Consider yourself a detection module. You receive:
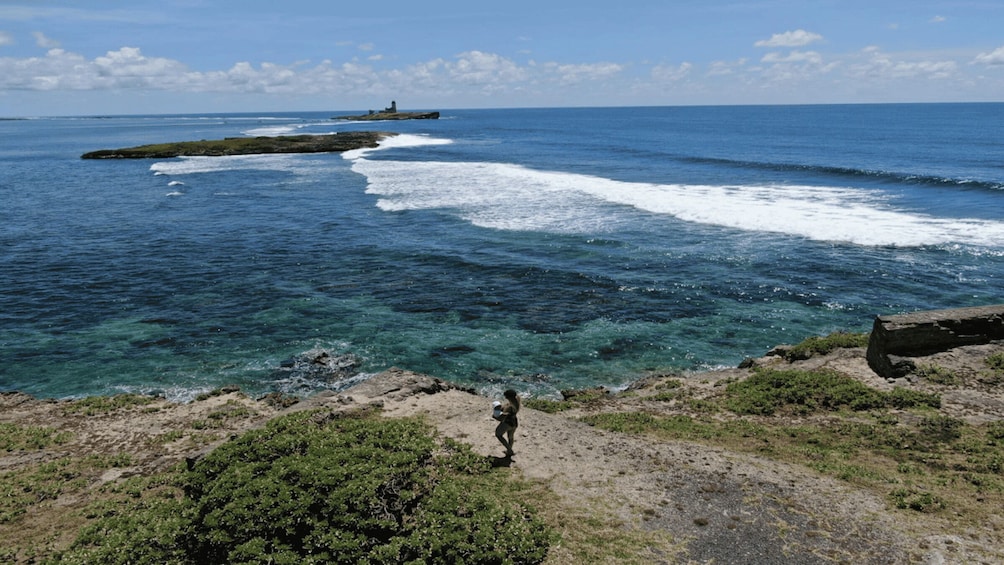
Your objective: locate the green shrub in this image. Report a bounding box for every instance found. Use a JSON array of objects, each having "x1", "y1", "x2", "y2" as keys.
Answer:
[
  {"x1": 986, "y1": 421, "x2": 1004, "y2": 442},
  {"x1": 918, "y1": 415, "x2": 963, "y2": 443},
  {"x1": 523, "y1": 398, "x2": 571, "y2": 414},
  {"x1": 886, "y1": 387, "x2": 941, "y2": 409},
  {"x1": 723, "y1": 369, "x2": 886, "y2": 416},
  {"x1": 61, "y1": 409, "x2": 553, "y2": 564},
  {"x1": 890, "y1": 488, "x2": 946, "y2": 513},
  {"x1": 781, "y1": 332, "x2": 869, "y2": 361},
  {"x1": 982, "y1": 352, "x2": 1004, "y2": 385},
  {"x1": 986, "y1": 351, "x2": 1004, "y2": 372},
  {"x1": 914, "y1": 364, "x2": 960, "y2": 385},
  {"x1": 722, "y1": 369, "x2": 943, "y2": 416}
]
